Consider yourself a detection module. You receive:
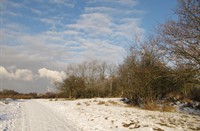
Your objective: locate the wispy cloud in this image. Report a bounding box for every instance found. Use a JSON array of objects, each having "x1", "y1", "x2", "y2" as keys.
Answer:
[
  {"x1": 88, "y1": 0, "x2": 138, "y2": 6},
  {"x1": 84, "y1": 6, "x2": 118, "y2": 14},
  {"x1": 7, "y1": 1, "x2": 23, "y2": 8},
  {"x1": 30, "y1": 8, "x2": 44, "y2": 15},
  {"x1": 1, "y1": 0, "x2": 145, "y2": 92},
  {"x1": 49, "y1": 0, "x2": 75, "y2": 8},
  {"x1": 113, "y1": 0, "x2": 138, "y2": 6},
  {"x1": 68, "y1": 13, "x2": 112, "y2": 35},
  {"x1": 1, "y1": 0, "x2": 144, "y2": 69}
]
